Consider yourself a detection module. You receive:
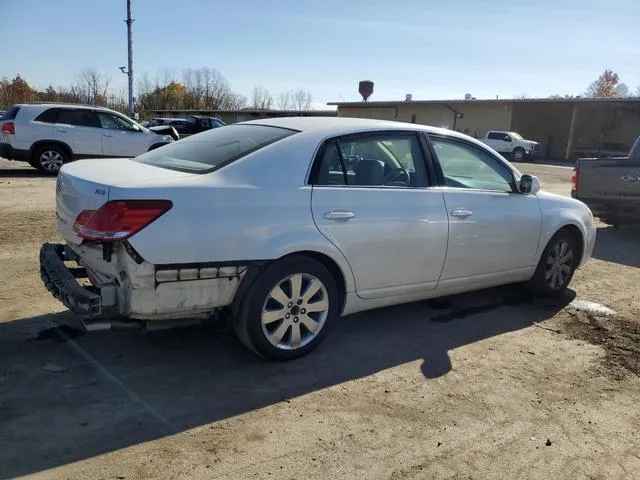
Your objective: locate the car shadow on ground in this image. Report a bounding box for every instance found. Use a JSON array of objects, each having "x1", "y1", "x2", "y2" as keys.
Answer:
[
  {"x1": 0, "y1": 285, "x2": 575, "y2": 478},
  {"x1": 0, "y1": 166, "x2": 51, "y2": 178},
  {"x1": 592, "y1": 225, "x2": 640, "y2": 268}
]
